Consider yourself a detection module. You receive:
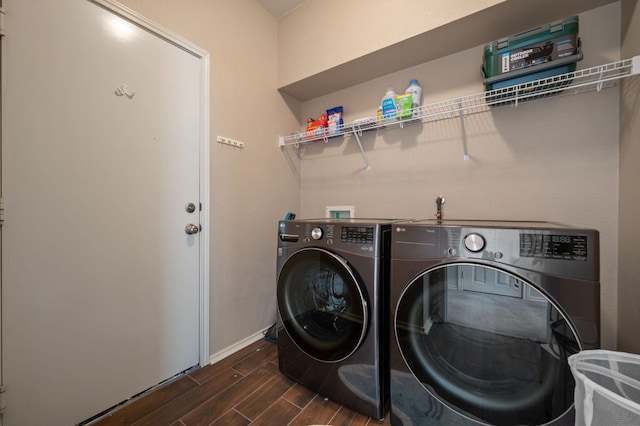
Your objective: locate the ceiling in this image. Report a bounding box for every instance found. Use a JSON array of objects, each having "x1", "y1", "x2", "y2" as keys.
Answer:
[{"x1": 258, "y1": 0, "x2": 306, "y2": 18}]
